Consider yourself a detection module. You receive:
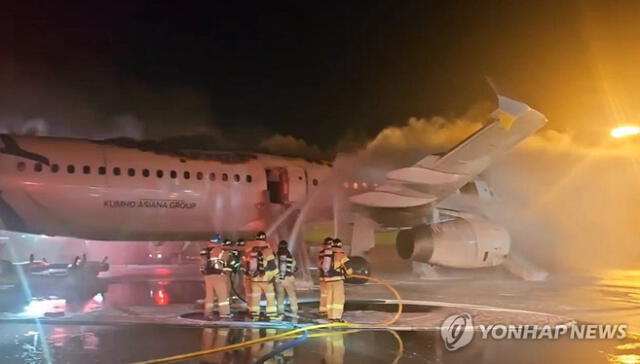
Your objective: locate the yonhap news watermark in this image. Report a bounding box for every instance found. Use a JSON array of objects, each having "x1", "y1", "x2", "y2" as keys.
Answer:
[{"x1": 441, "y1": 313, "x2": 628, "y2": 351}]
